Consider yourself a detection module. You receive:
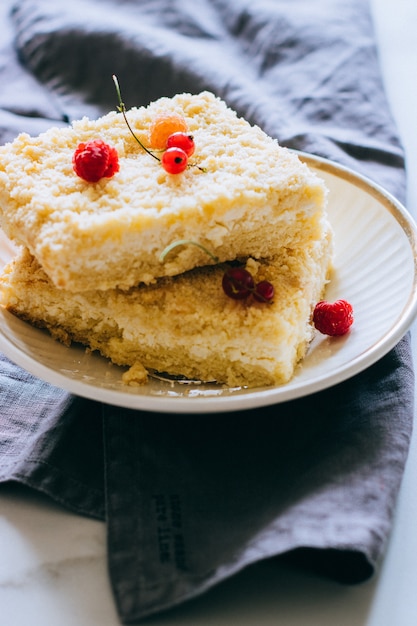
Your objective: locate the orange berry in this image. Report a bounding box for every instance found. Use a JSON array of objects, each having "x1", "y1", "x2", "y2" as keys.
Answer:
[{"x1": 148, "y1": 114, "x2": 188, "y2": 150}]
